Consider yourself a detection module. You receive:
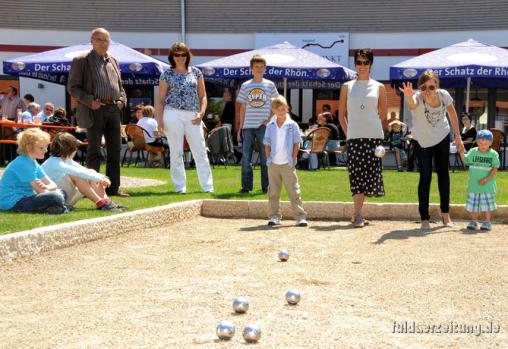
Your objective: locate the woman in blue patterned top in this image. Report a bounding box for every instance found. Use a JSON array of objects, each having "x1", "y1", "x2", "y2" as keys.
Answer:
[{"x1": 156, "y1": 42, "x2": 213, "y2": 193}]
